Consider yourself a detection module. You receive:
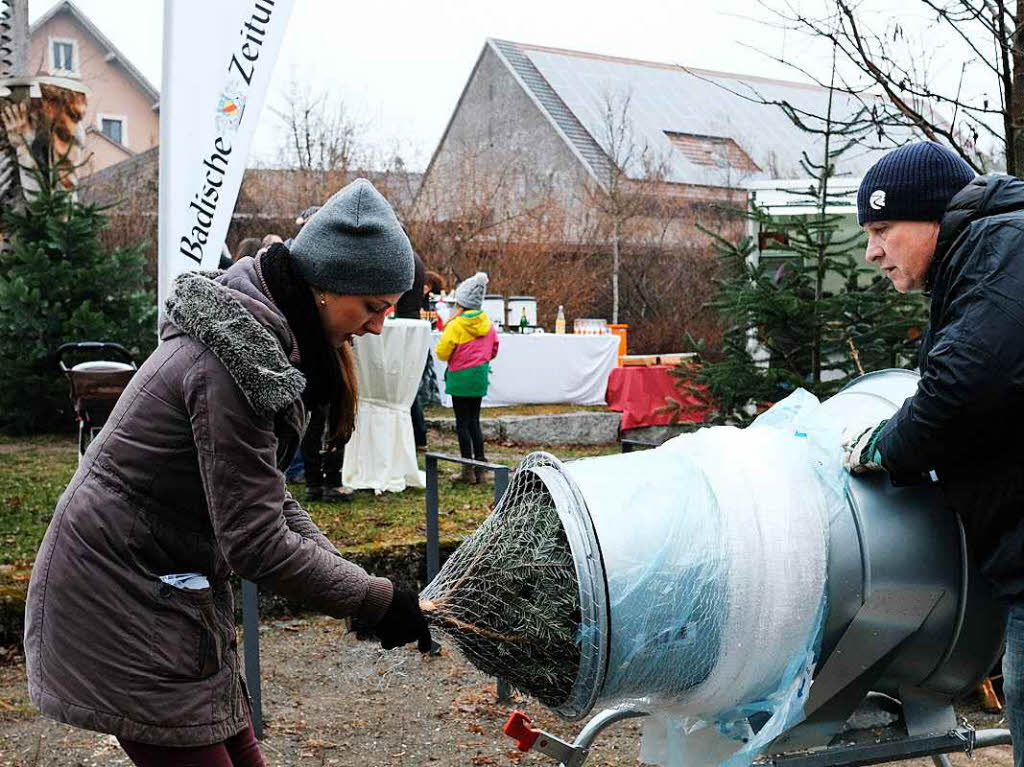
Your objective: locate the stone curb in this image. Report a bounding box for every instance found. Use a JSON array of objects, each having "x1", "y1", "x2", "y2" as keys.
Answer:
[{"x1": 426, "y1": 411, "x2": 621, "y2": 445}]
